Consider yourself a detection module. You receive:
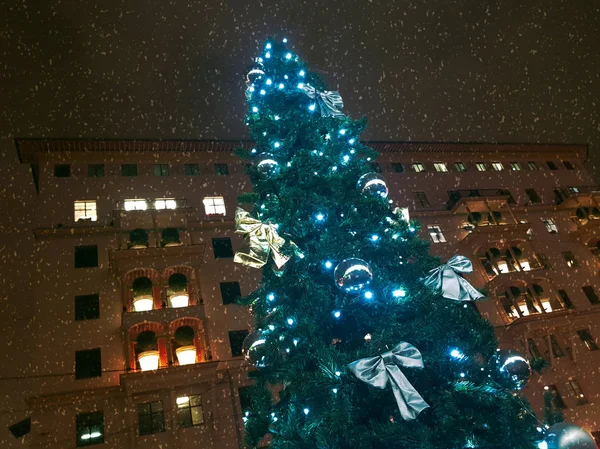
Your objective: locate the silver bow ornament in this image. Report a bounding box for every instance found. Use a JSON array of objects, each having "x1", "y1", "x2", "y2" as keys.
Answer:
[
  {"x1": 348, "y1": 342, "x2": 430, "y2": 421},
  {"x1": 299, "y1": 84, "x2": 345, "y2": 118},
  {"x1": 423, "y1": 255, "x2": 485, "y2": 301}
]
